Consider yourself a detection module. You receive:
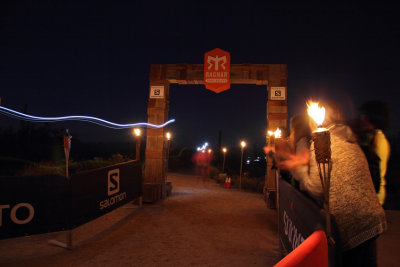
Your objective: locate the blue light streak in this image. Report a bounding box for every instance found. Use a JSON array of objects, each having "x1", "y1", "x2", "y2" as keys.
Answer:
[{"x1": 0, "y1": 106, "x2": 175, "y2": 129}]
